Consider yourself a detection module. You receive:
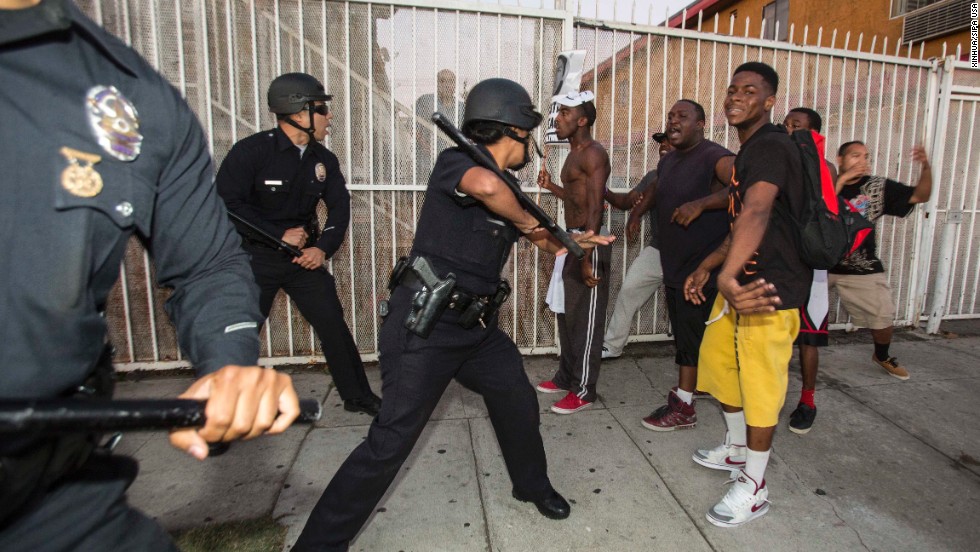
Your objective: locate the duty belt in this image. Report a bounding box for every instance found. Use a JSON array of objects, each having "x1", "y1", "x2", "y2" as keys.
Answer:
[
  {"x1": 398, "y1": 270, "x2": 490, "y2": 314},
  {"x1": 385, "y1": 256, "x2": 511, "y2": 336}
]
